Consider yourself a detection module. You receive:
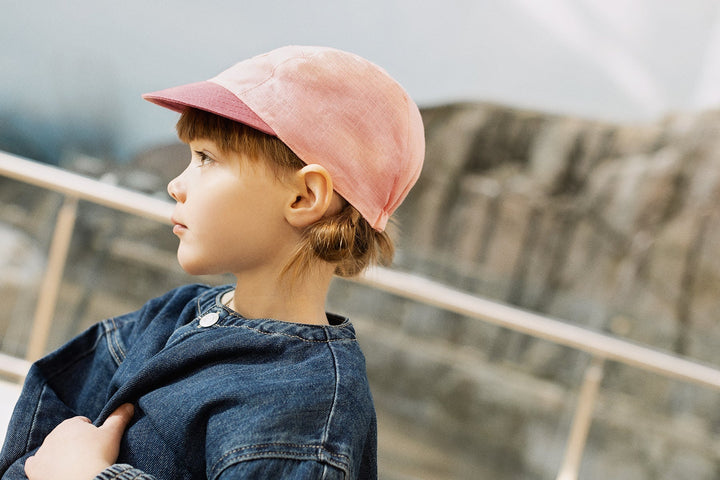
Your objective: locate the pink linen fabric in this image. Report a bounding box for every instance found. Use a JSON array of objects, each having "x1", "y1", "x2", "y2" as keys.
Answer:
[{"x1": 144, "y1": 45, "x2": 425, "y2": 231}]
